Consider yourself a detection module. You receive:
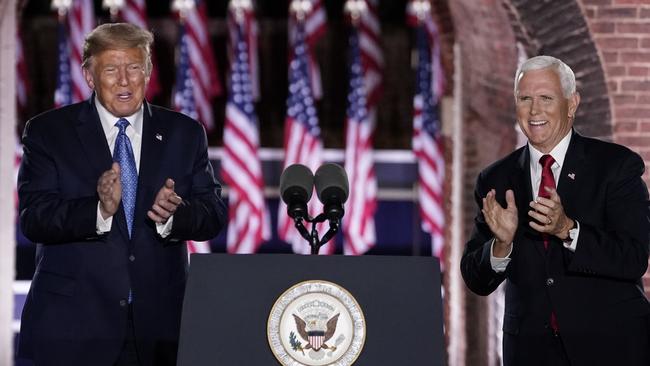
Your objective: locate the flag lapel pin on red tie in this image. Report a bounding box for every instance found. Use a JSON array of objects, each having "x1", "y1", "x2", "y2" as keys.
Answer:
[{"x1": 568, "y1": 173, "x2": 575, "y2": 180}]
